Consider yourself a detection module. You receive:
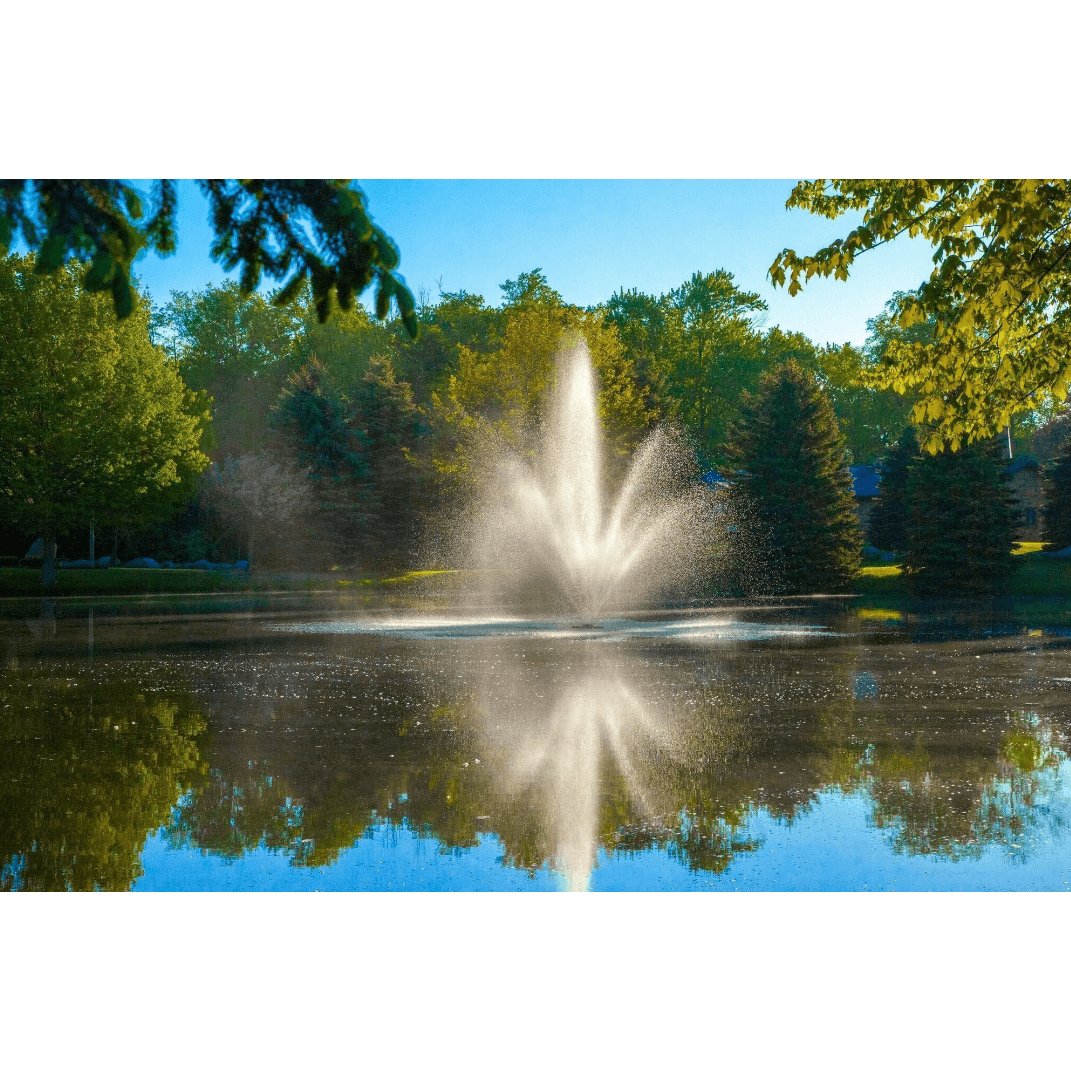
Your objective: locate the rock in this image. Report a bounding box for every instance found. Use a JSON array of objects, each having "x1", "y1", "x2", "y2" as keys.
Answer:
[
  {"x1": 880, "y1": 551, "x2": 897, "y2": 562},
  {"x1": 124, "y1": 557, "x2": 160, "y2": 569}
]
